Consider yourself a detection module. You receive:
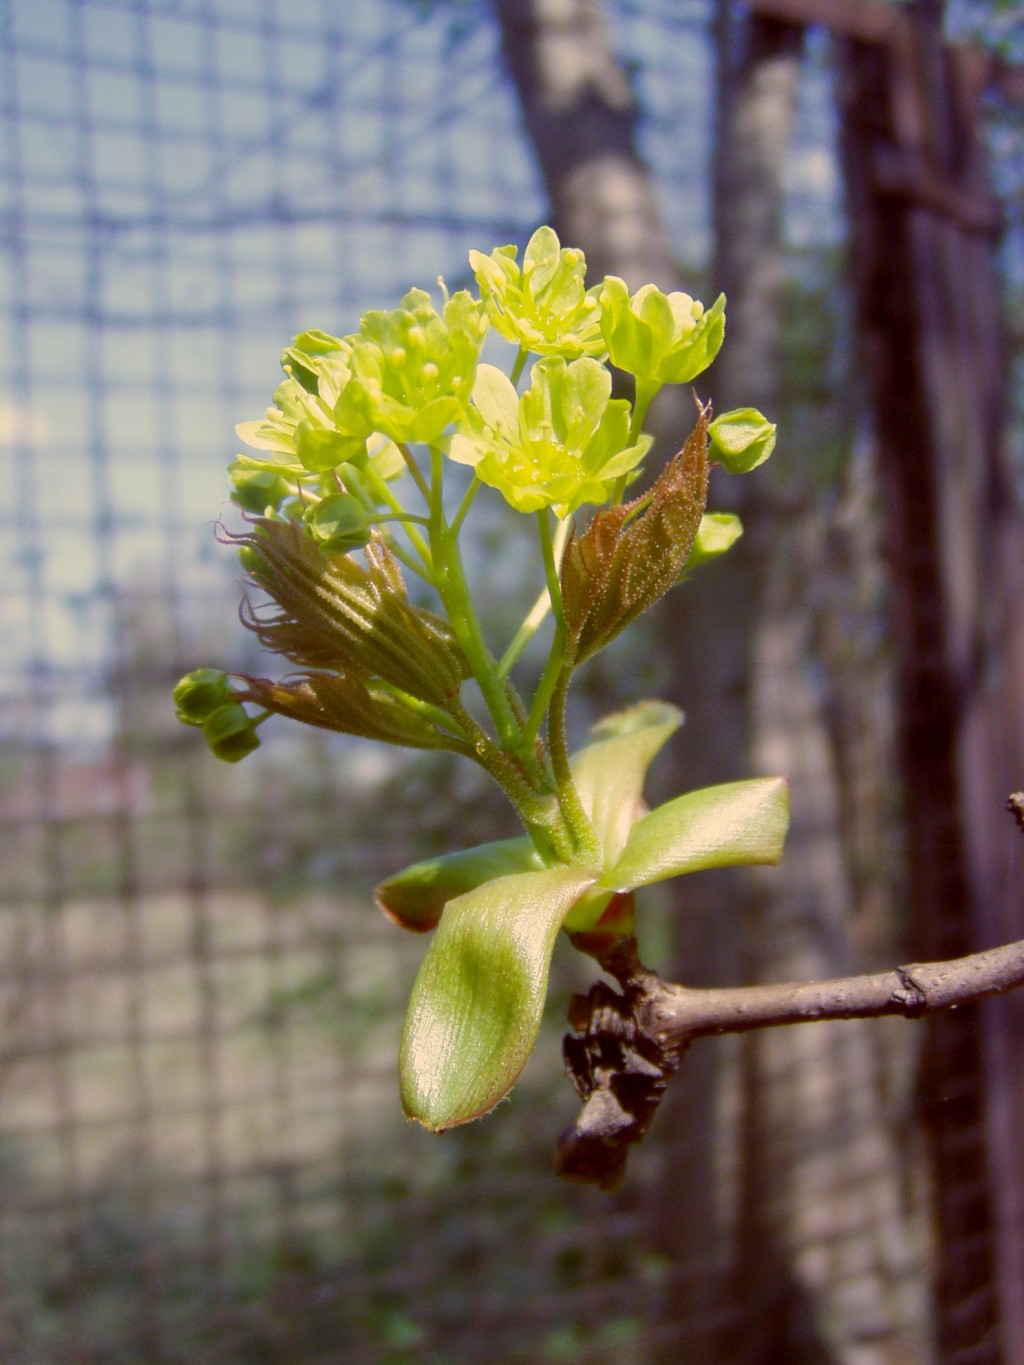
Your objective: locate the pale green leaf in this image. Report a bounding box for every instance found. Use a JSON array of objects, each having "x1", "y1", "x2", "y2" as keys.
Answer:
[
  {"x1": 571, "y1": 701, "x2": 683, "y2": 870},
  {"x1": 374, "y1": 837, "x2": 543, "y2": 933},
  {"x1": 400, "y1": 866, "x2": 595, "y2": 1130},
  {"x1": 603, "y1": 777, "x2": 790, "y2": 891}
]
